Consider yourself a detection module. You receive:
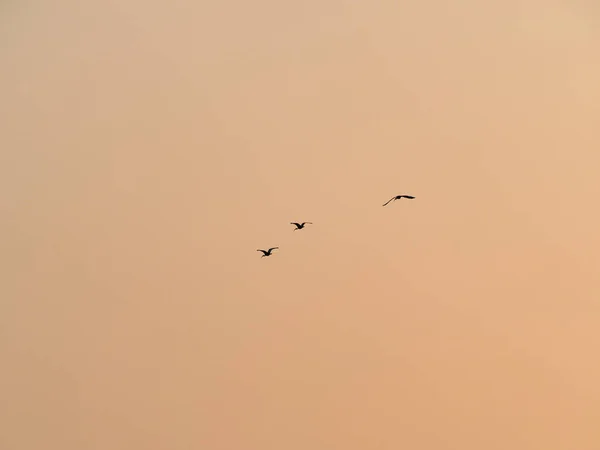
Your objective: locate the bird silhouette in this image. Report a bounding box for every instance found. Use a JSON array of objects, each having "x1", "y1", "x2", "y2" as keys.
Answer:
[
  {"x1": 257, "y1": 247, "x2": 279, "y2": 257},
  {"x1": 290, "y1": 222, "x2": 312, "y2": 230},
  {"x1": 382, "y1": 195, "x2": 415, "y2": 206}
]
